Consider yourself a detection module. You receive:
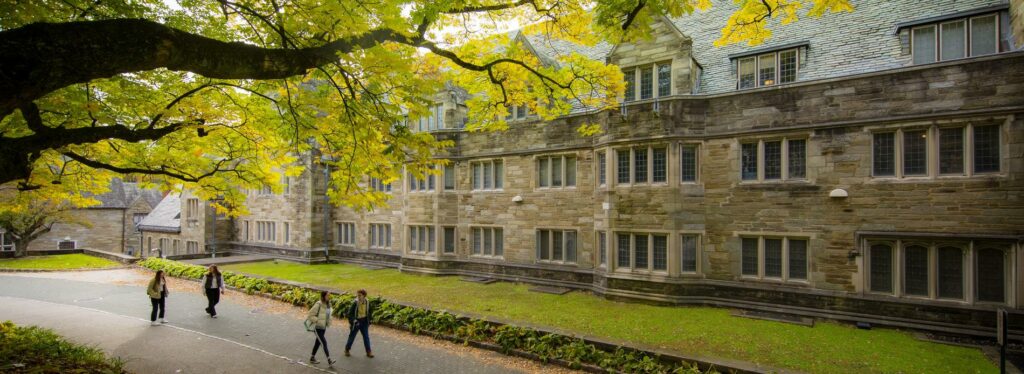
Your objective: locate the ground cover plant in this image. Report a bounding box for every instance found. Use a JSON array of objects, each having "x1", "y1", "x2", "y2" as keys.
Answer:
[
  {"x1": 0, "y1": 254, "x2": 121, "y2": 270},
  {"x1": 219, "y1": 260, "x2": 998, "y2": 374},
  {"x1": 0, "y1": 320, "x2": 127, "y2": 373}
]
